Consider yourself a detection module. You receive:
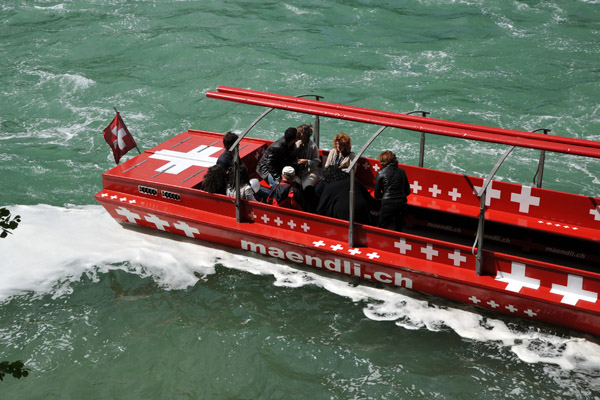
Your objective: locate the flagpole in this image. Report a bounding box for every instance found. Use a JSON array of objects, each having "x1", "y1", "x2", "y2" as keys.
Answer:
[{"x1": 113, "y1": 106, "x2": 141, "y2": 155}]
